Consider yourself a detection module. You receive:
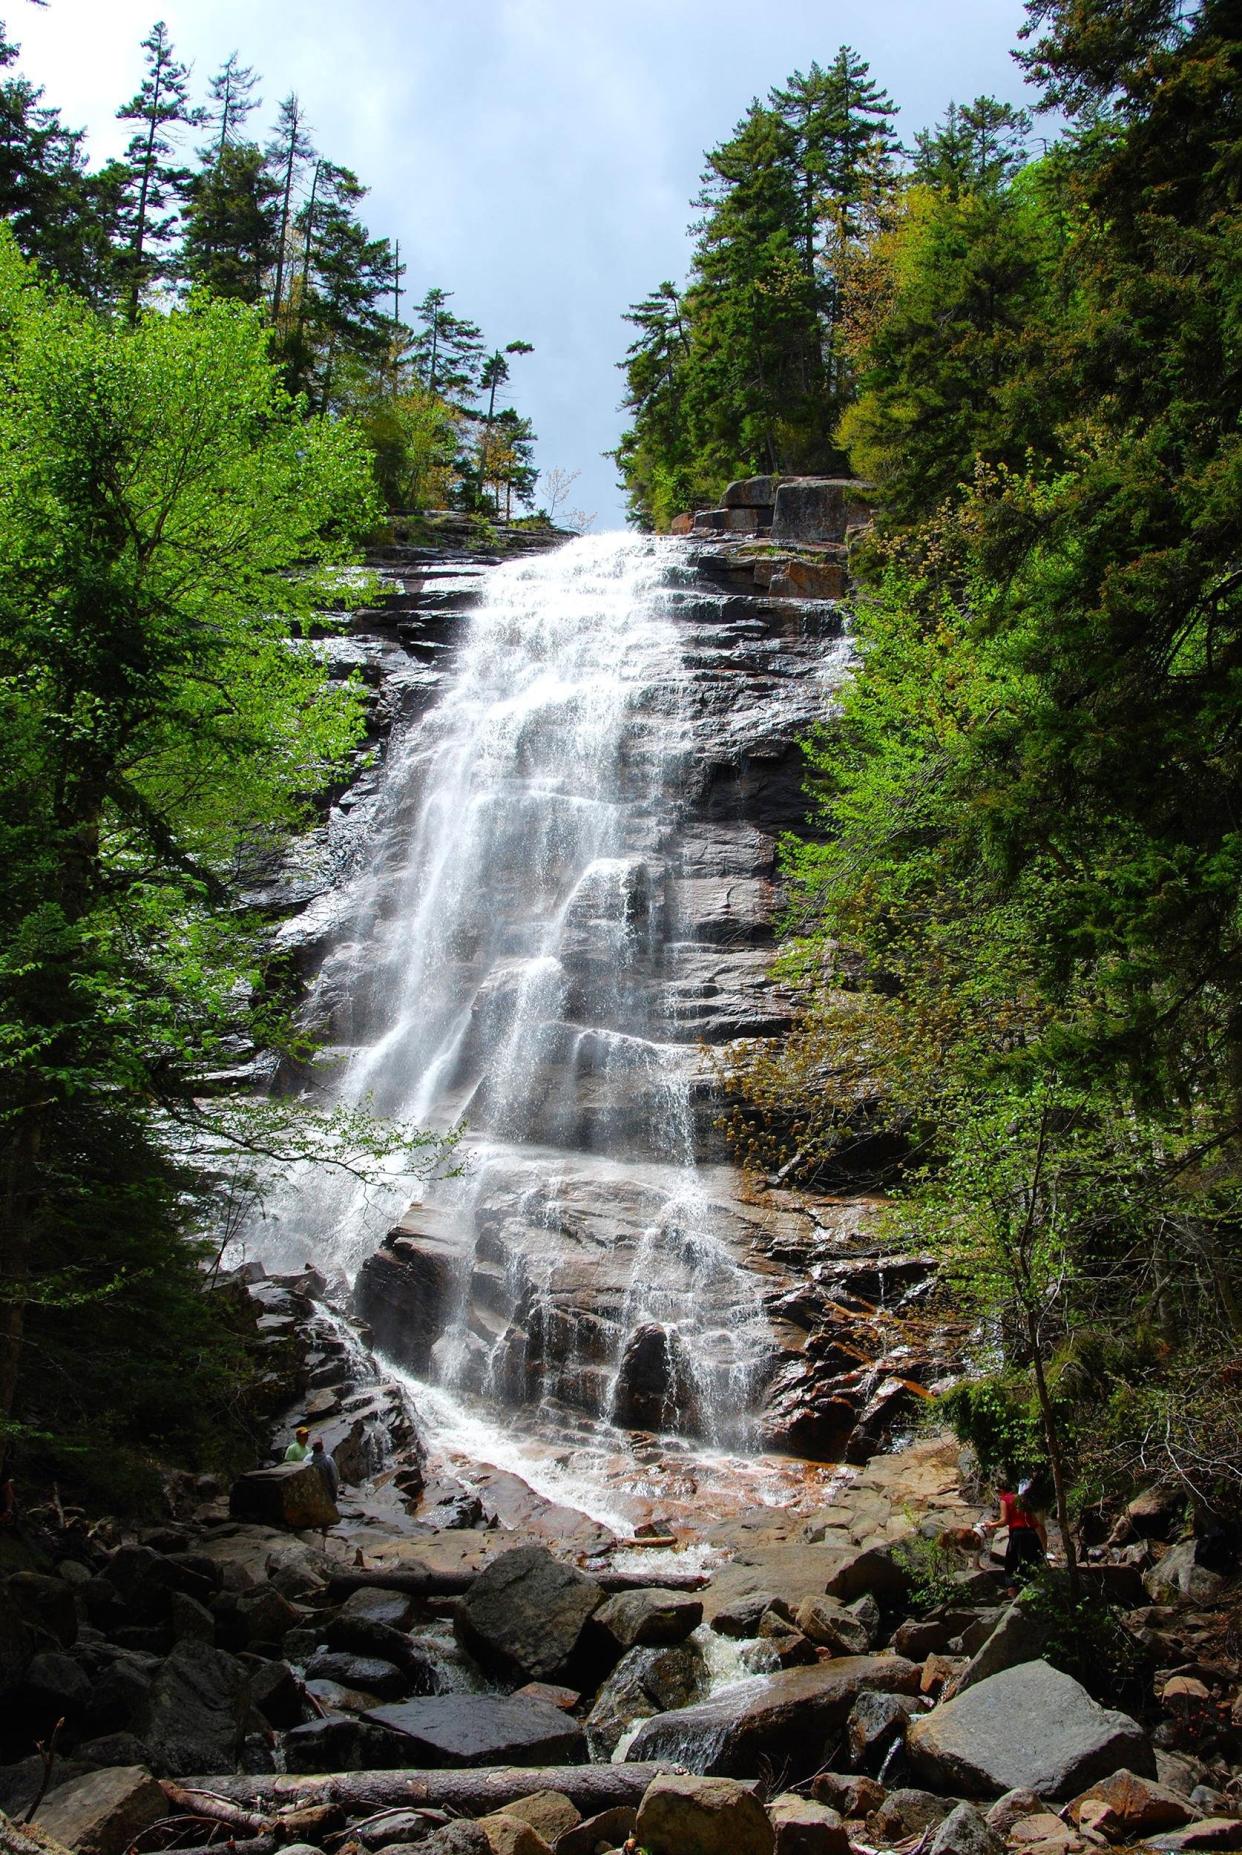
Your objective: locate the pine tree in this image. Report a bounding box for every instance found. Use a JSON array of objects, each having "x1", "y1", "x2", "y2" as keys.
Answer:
[
  {"x1": 265, "y1": 92, "x2": 313, "y2": 327},
  {"x1": 411, "y1": 286, "x2": 484, "y2": 398},
  {"x1": 912, "y1": 97, "x2": 1032, "y2": 195},
  {"x1": 114, "y1": 19, "x2": 199, "y2": 324},
  {"x1": 201, "y1": 51, "x2": 260, "y2": 166},
  {"x1": 0, "y1": 22, "x2": 111, "y2": 294},
  {"x1": 182, "y1": 140, "x2": 280, "y2": 303}
]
